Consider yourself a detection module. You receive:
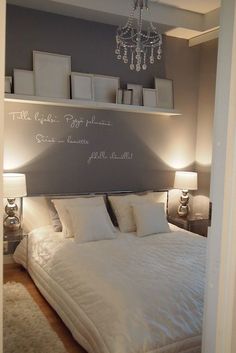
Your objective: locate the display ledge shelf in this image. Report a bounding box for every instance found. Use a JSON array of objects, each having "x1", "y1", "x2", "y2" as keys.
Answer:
[{"x1": 5, "y1": 94, "x2": 181, "y2": 116}]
